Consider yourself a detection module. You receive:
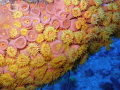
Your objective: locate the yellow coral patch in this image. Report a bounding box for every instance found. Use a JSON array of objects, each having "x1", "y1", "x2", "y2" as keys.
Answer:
[
  {"x1": 1, "y1": 73, "x2": 15, "y2": 87},
  {"x1": 26, "y1": 43, "x2": 39, "y2": 56},
  {"x1": 72, "y1": 7, "x2": 81, "y2": 17},
  {"x1": 5, "y1": 58, "x2": 16, "y2": 66},
  {"x1": 72, "y1": 0, "x2": 79, "y2": 5},
  {"x1": 61, "y1": 30, "x2": 74, "y2": 45},
  {"x1": 8, "y1": 65, "x2": 18, "y2": 73},
  {"x1": 9, "y1": 28, "x2": 18, "y2": 38},
  {"x1": 80, "y1": 0, "x2": 88, "y2": 11},
  {"x1": 64, "y1": 0, "x2": 71, "y2": 6},
  {"x1": 36, "y1": 34, "x2": 44, "y2": 44},
  {"x1": 50, "y1": 54, "x2": 66, "y2": 68},
  {"x1": 17, "y1": 53, "x2": 30, "y2": 67},
  {"x1": 13, "y1": 21, "x2": 22, "y2": 28},
  {"x1": 40, "y1": 42, "x2": 51, "y2": 57},
  {"x1": 68, "y1": 49, "x2": 79, "y2": 63},
  {"x1": 30, "y1": 56, "x2": 46, "y2": 68},
  {"x1": 35, "y1": 23, "x2": 44, "y2": 33},
  {"x1": 16, "y1": 66, "x2": 30, "y2": 79},
  {"x1": 43, "y1": 26, "x2": 57, "y2": 41},
  {"x1": 6, "y1": 46, "x2": 17, "y2": 58},
  {"x1": 20, "y1": 28, "x2": 28, "y2": 36},
  {"x1": 13, "y1": 11, "x2": 23, "y2": 19},
  {"x1": 0, "y1": 54, "x2": 5, "y2": 67}
]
